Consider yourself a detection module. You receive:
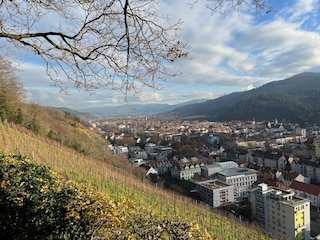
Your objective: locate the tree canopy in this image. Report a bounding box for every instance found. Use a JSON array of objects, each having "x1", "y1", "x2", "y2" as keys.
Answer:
[
  {"x1": 0, "y1": 58, "x2": 25, "y2": 123},
  {"x1": 0, "y1": 0, "x2": 272, "y2": 97}
]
